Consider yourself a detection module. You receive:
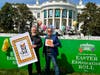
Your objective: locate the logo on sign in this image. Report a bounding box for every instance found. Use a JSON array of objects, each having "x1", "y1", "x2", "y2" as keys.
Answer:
[{"x1": 79, "y1": 43, "x2": 95, "y2": 53}]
